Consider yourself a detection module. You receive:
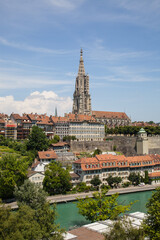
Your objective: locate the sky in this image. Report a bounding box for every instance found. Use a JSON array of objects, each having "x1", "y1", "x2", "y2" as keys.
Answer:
[{"x1": 0, "y1": 0, "x2": 160, "y2": 122}]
